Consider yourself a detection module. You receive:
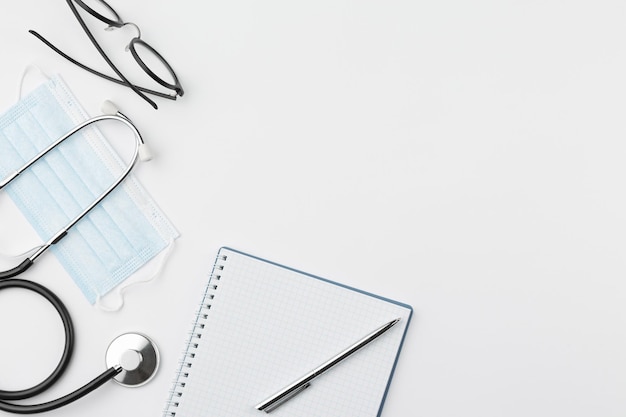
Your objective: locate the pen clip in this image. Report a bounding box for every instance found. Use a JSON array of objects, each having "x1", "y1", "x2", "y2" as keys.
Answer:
[{"x1": 258, "y1": 382, "x2": 311, "y2": 413}]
